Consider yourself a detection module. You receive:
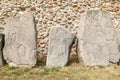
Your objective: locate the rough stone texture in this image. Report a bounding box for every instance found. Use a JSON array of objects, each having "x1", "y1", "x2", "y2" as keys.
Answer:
[
  {"x1": 0, "y1": 33, "x2": 5, "y2": 67},
  {"x1": 0, "y1": 0, "x2": 120, "y2": 64},
  {"x1": 47, "y1": 27, "x2": 75, "y2": 68},
  {"x1": 3, "y1": 13, "x2": 37, "y2": 67},
  {"x1": 78, "y1": 9, "x2": 120, "y2": 66},
  {"x1": 0, "y1": 0, "x2": 120, "y2": 56}
]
